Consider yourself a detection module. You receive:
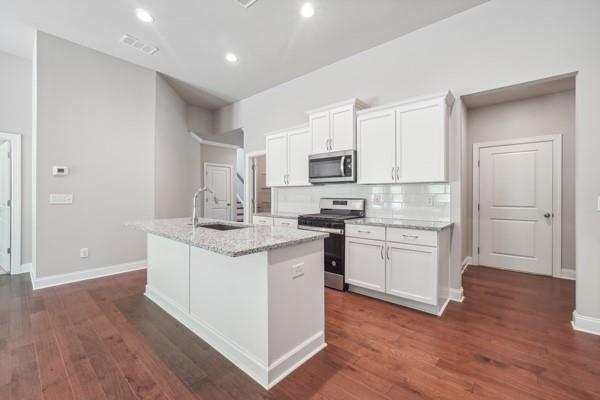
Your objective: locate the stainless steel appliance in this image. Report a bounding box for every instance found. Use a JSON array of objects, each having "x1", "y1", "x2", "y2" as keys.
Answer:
[
  {"x1": 308, "y1": 150, "x2": 356, "y2": 184},
  {"x1": 297, "y1": 198, "x2": 365, "y2": 290}
]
